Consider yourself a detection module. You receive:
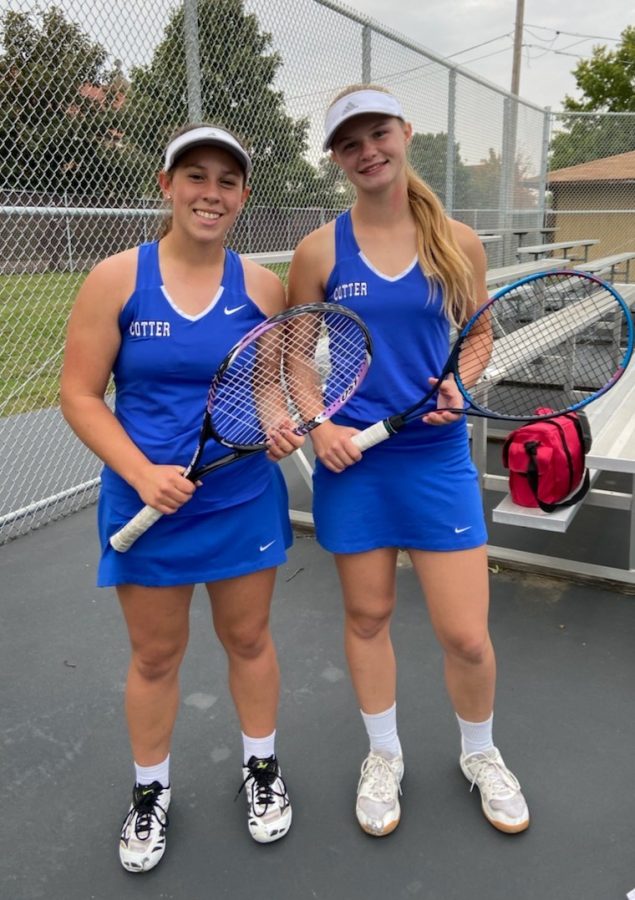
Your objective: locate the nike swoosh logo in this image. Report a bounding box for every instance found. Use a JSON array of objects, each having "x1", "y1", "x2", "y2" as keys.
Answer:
[
  {"x1": 454, "y1": 526, "x2": 472, "y2": 534},
  {"x1": 259, "y1": 540, "x2": 276, "y2": 552},
  {"x1": 224, "y1": 304, "x2": 247, "y2": 315}
]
